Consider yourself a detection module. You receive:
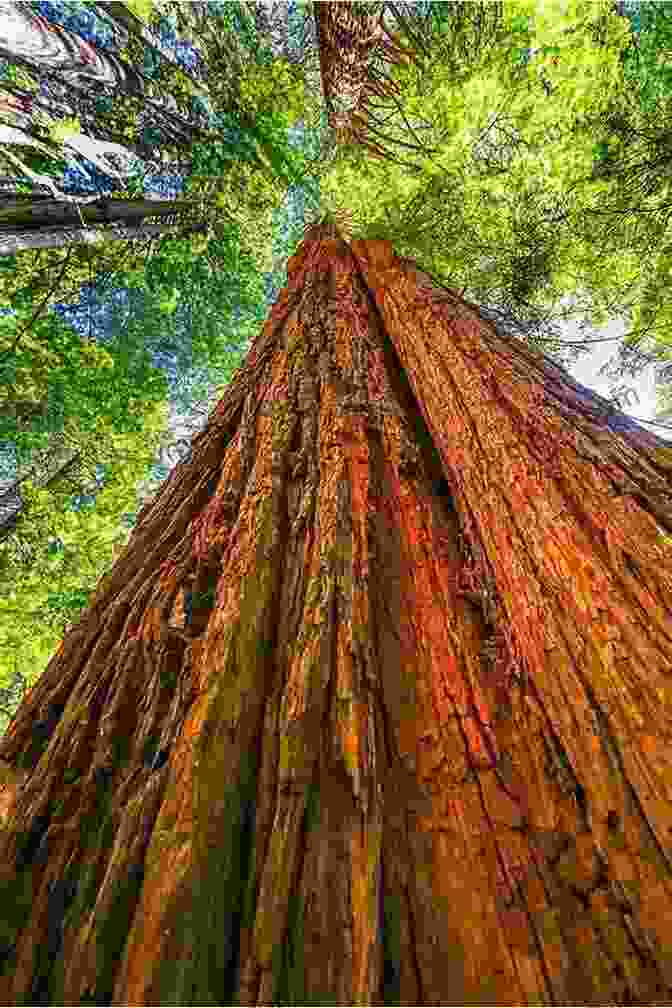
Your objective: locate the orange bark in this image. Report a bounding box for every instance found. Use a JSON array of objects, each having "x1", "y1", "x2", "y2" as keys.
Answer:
[
  {"x1": 315, "y1": 3, "x2": 414, "y2": 158},
  {"x1": 0, "y1": 230, "x2": 671, "y2": 1004}
]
